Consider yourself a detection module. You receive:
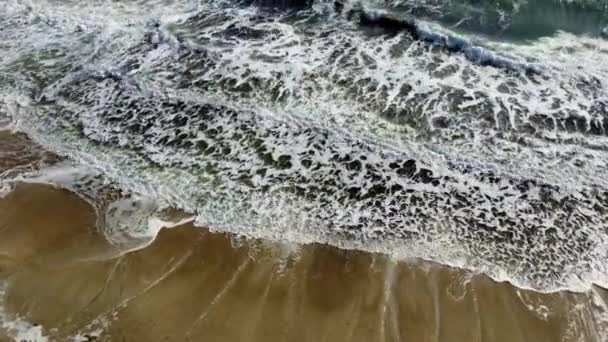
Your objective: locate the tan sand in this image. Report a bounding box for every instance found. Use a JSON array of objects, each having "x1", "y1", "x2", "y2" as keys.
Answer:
[
  {"x1": 0, "y1": 130, "x2": 606, "y2": 341},
  {"x1": 0, "y1": 183, "x2": 606, "y2": 342}
]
